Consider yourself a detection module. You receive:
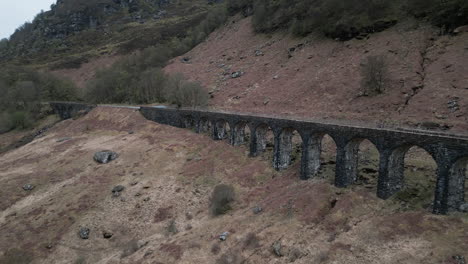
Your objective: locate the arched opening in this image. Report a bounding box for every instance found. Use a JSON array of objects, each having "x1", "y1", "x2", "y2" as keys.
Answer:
[
  {"x1": 448, "y1": 157, "x2": 468, "y2": 212},
  {"x1": 198, "y1": 117, "x2": 211, "y2": 134},
  {"x1": 183, "y1": 115, "x2": 196, "y2": 130},
  {"x1": 335, "y1": 138, "x2": 379, "y2": 188},
  {"x1": 273, "y1": 127, "x2": 299, "y2": 171},
  {"x1": 357, "y1": 139, "x2": 380, "y2": 189},
  {"x1": 230, "y1": 121, "x2": 248, "y2": 146},
  {"x1": 316, "y1": 134, "x2": 337, "y2": 183},
  {"x1": 250, "y1": 123, "x2": 274, "y2": 159},
  {"x1": 213, "y1": 119, "x2": 229, "y2": 140},
  {"x1": 390, "y1": 146, "x2": 437, "y2": 210}
]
